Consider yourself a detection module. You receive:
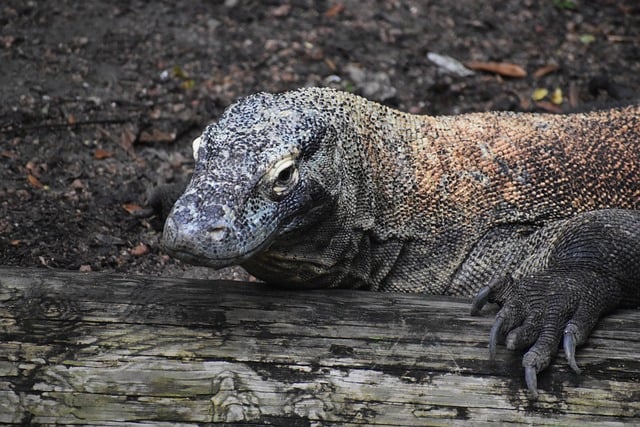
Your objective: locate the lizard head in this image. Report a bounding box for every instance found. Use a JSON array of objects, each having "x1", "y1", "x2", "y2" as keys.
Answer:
[{"x1": 161, "y1": 89, "x2": 344, "y2": 269}]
